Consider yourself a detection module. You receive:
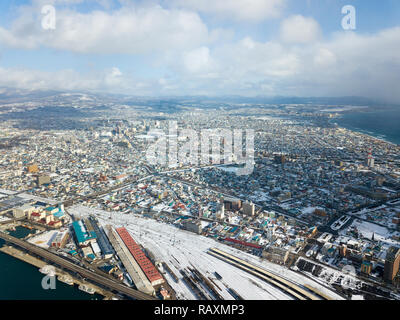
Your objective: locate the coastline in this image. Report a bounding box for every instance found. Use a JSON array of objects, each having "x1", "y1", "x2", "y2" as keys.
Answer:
[
  {"x1": 330, "y1": 116, "x2": 399, "y2": 147},
  {"x1": 0, "y1": 245, "x2": 113, "y2": 300}
]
